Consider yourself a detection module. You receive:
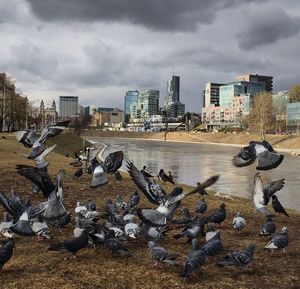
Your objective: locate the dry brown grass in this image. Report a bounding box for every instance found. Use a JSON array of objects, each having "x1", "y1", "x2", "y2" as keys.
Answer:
[{"x1": 0, "y1": 133, "x2": 299, "y2": 289}]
